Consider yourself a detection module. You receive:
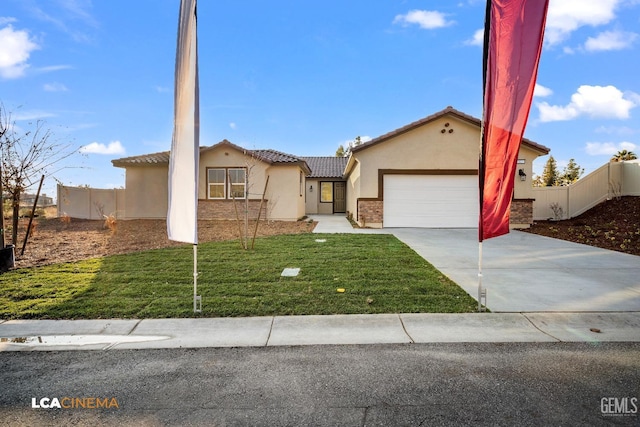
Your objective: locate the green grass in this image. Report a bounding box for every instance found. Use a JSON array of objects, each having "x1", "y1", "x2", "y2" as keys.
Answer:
[{"x1": 0, "y1": 234, "x2": 478, "y2": 319}]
